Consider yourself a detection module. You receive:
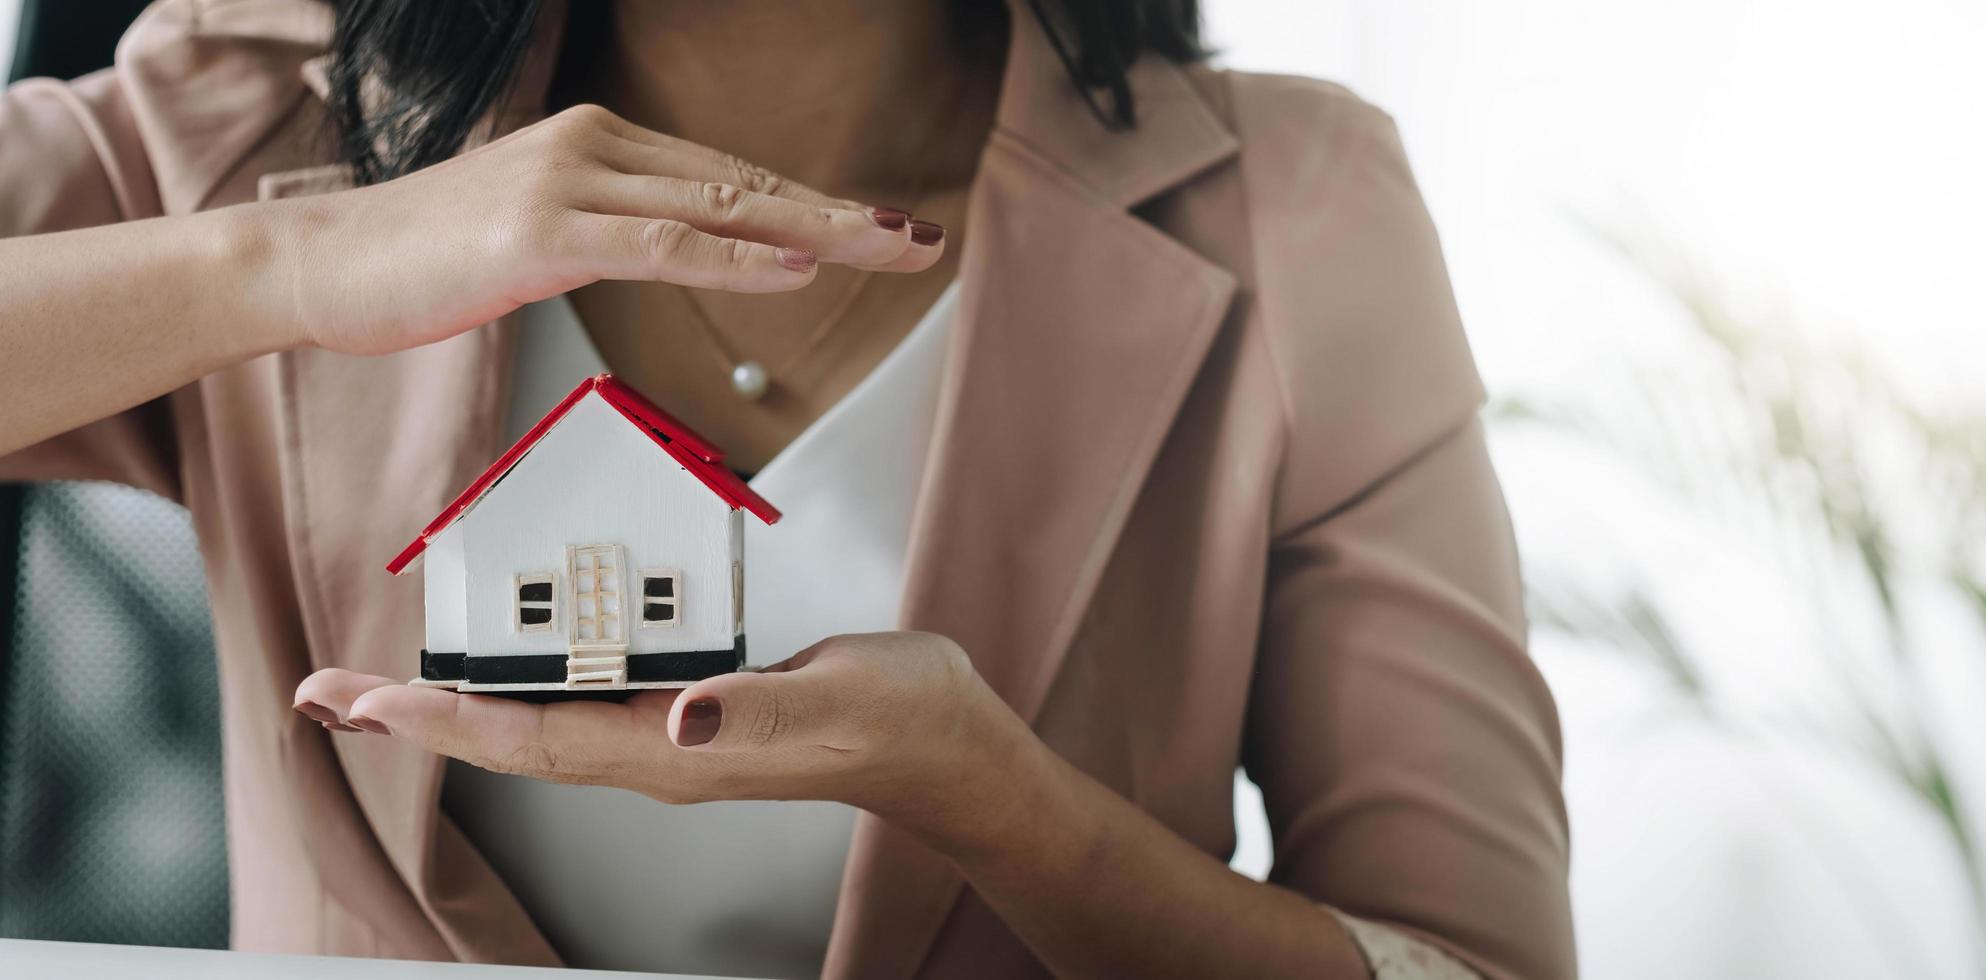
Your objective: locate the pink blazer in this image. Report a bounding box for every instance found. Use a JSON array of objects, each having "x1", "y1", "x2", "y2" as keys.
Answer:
[{"x1": 0, "y1": 1, "x2": 1575, "y2": 977}]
